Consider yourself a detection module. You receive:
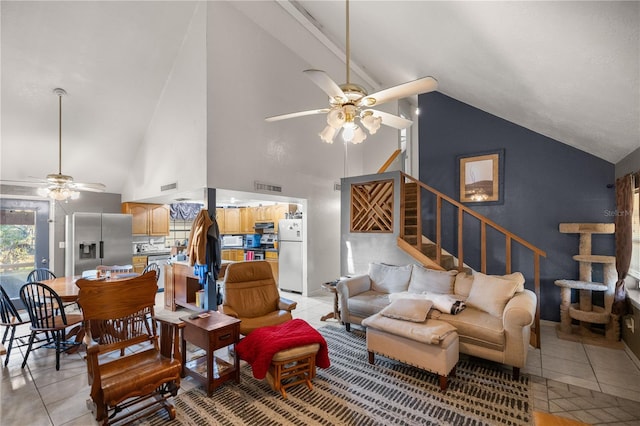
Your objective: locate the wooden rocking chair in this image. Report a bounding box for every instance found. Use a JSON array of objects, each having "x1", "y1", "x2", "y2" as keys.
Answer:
[{"x1": 77, "y1": 271, "x2": 182, "y2": 425}]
